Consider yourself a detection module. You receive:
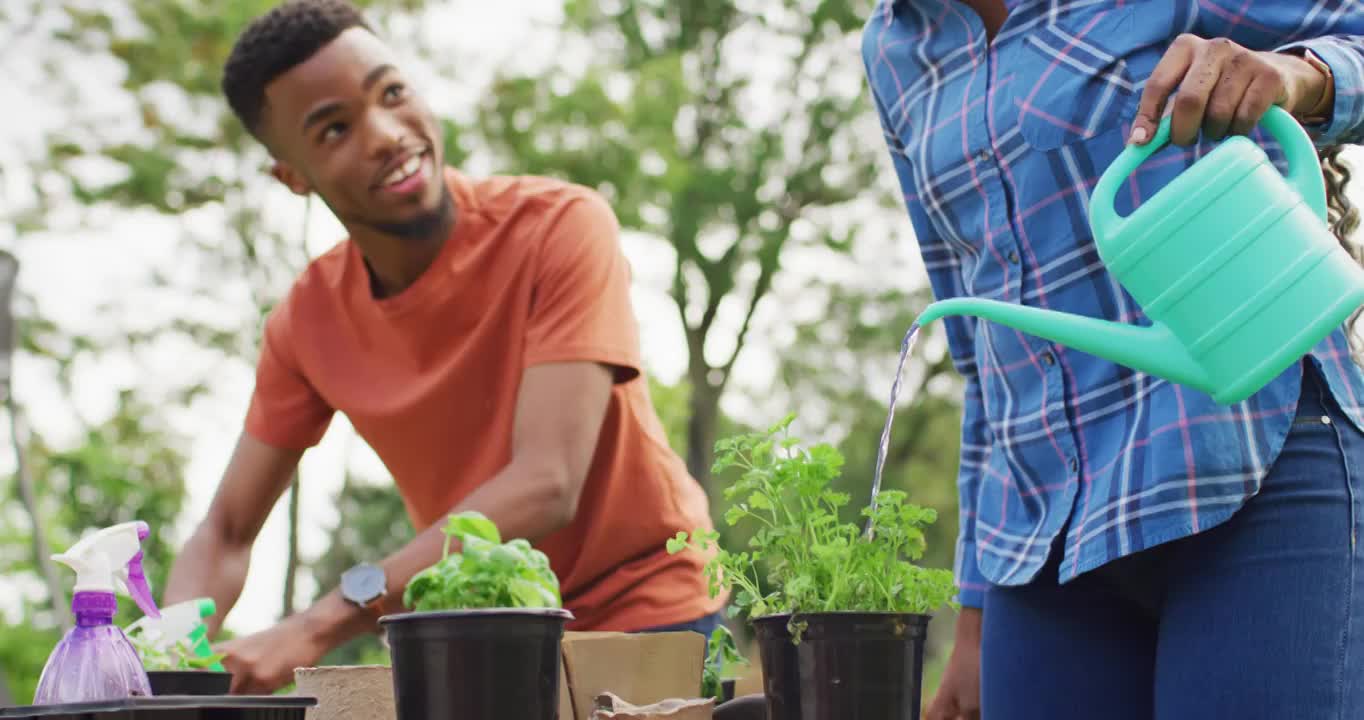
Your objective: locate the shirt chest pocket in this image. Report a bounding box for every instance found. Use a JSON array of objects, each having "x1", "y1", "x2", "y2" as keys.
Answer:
[{"x1": 1006, "y1": 3, "x2": 1172, "y2": 151}]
